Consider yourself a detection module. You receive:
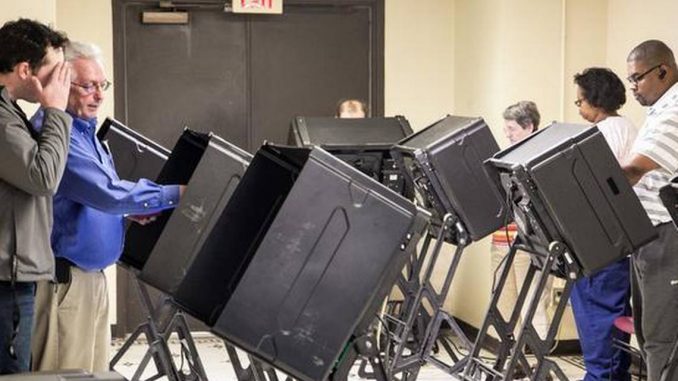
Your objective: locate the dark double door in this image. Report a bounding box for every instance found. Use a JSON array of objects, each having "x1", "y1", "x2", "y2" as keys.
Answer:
[{"x1": 112, "y1": 0, "x2": 384, "y2": 335}]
